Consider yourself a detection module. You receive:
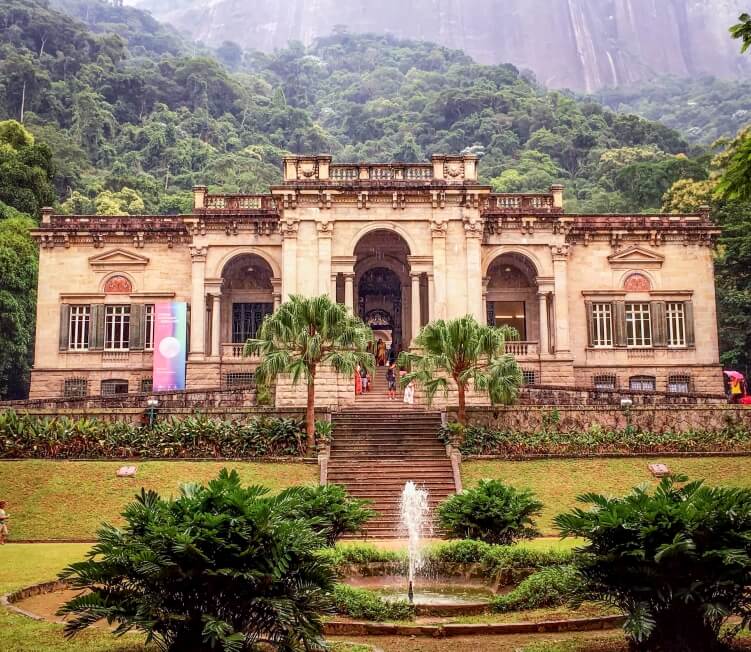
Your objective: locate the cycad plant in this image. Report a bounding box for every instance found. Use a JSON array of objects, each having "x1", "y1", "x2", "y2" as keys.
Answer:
[
  {"x1": 554, "y1": 475, "x2": 751, "y2": 651},
  {"x1": 58, "y1": 469, "x2": 336, "y2": 652},
  {"x1": 245, "y1": 295, "x2": 373, "y2": 451},
  {"x1": 399, "y1": 315, "x2": 522, "y2": 423}
]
